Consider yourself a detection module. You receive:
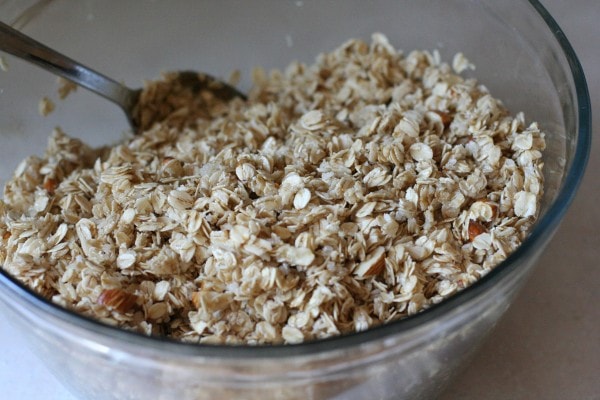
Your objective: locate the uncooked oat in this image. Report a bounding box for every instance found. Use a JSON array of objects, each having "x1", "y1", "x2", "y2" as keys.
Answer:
[
  {"x1": 0, "y1": 34, "x2": 545, "y2": 344},
  {"x1": 38, "y1": 96, "x2": 55, "y2": 116}
]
